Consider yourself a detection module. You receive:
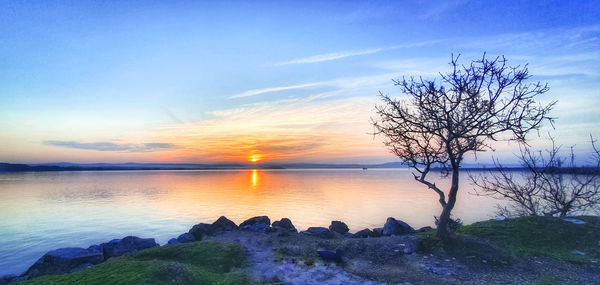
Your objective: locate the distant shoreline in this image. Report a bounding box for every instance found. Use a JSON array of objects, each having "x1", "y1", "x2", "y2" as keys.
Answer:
[{"x1": 1, "y1": 162, "x2": 598, "y2": 174}]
